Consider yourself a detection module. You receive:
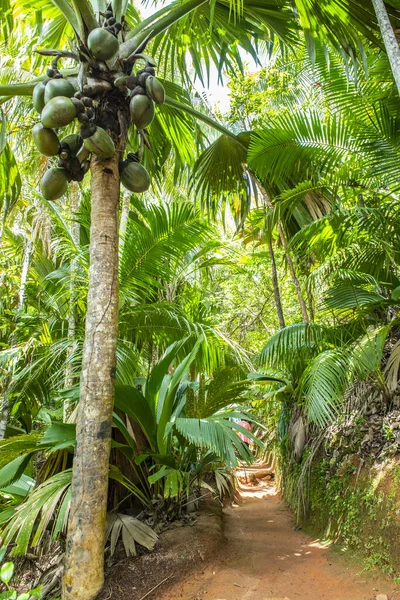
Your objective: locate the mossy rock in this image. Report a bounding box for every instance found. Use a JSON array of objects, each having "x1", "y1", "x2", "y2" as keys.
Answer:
[
  {"x1": 88, "y1": 28, "x2": 119, "y2": 61},
  {"x1": 44, "y1": 79, "x2": 75, "y2": 104},
  {"x1": 41, "y1": 97, "x2": 77, "y2": 128},
  {"x1": 40, "y1": 168, "x2": 68, "y2": 200},
  {"x1": 32, "y1": 123, "x2": 60, "y2": 156},
  {"x1": 120, "y1": 161, "x2": 150, "y2": 192}
]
